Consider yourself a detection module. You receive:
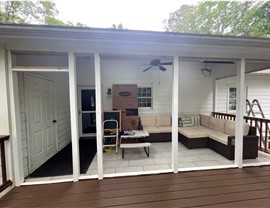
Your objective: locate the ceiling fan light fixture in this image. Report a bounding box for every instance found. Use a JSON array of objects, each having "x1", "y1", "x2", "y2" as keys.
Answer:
[
  {"x1": 143, "y1": 59, "x2": 172, "y2": 72},
  {"x1": 201, "y1": 68, "x2": 212, "y2": 77}
]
